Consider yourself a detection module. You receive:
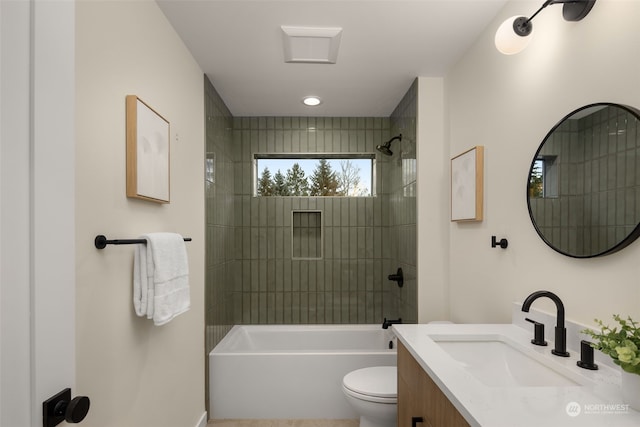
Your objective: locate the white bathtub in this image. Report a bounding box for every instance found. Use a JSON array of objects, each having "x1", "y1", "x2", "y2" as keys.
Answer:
[{"x1": 209, "y1": 324, "x2": 397, "y2": 419}]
